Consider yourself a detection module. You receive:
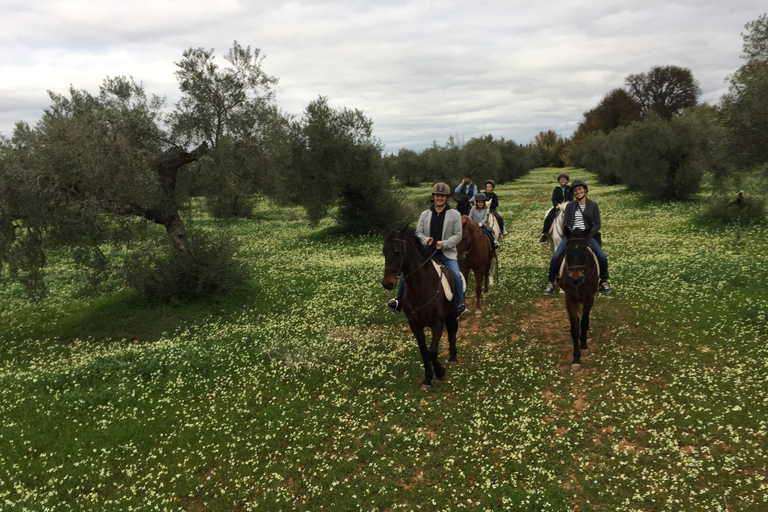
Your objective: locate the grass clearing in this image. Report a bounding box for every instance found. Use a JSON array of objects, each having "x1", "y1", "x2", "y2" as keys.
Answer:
[{"x1": 1, "y1": 168, "x2": 767, "y2": 511}]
